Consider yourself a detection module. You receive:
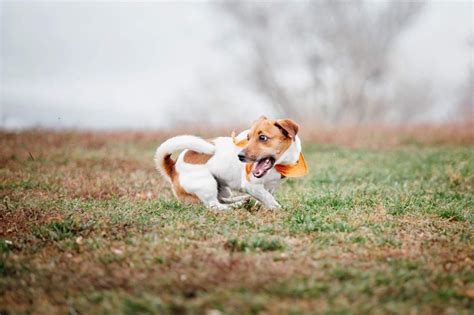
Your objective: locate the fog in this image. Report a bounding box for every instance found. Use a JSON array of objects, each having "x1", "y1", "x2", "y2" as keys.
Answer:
[{"x1": 1, "y1": 0, "x2": 472, "y2": 129}]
